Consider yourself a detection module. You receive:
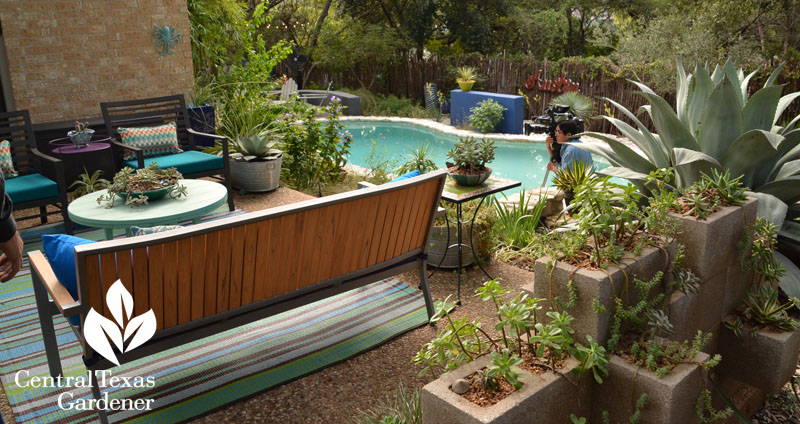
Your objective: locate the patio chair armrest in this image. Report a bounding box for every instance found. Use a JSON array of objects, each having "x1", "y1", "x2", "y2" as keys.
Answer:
[
  {"x1": 30, "y1": 148, "x2": 62, "y2": 165},
  {"x1": 187, "y1": 128, "x2": 228, "y2": 140},
  {"x1": 28, "y1": 251, "x2": 79, "y2": 314},
  {"x1": 111, "y1": 138, "x2": 145, "y2": 167}
]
